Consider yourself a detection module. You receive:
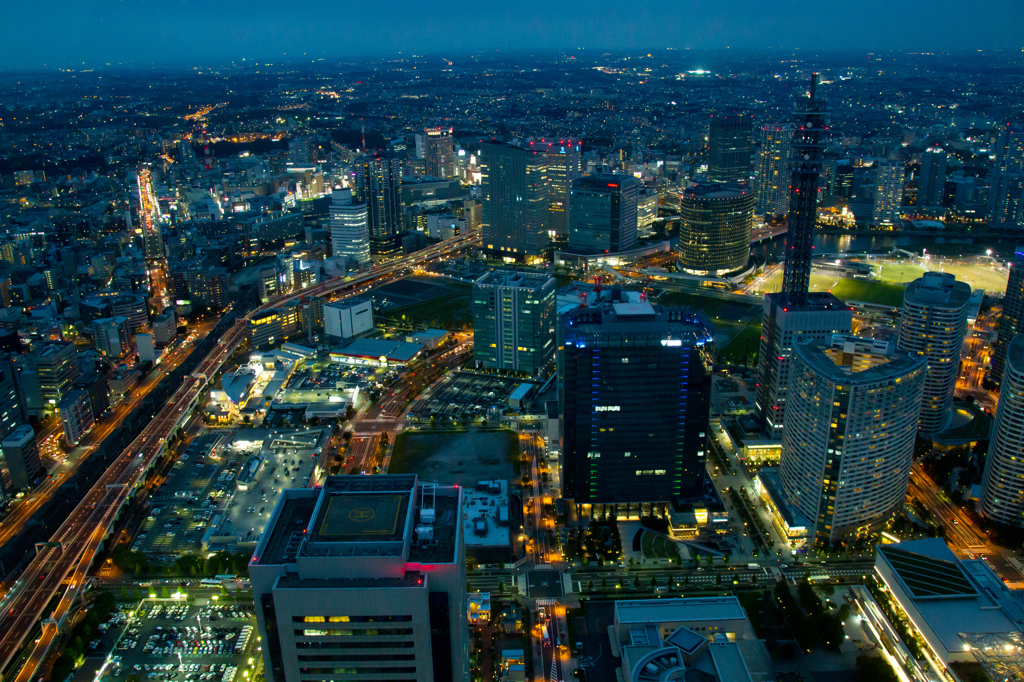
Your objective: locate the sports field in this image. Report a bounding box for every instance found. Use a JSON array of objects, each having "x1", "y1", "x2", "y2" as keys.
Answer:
[
  {"x1": 872, "y1": 258, "x2": 1009, "y2": 293},
  {"x1": 754, "y1": 272, "x2": 907, "y2": 307}
]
